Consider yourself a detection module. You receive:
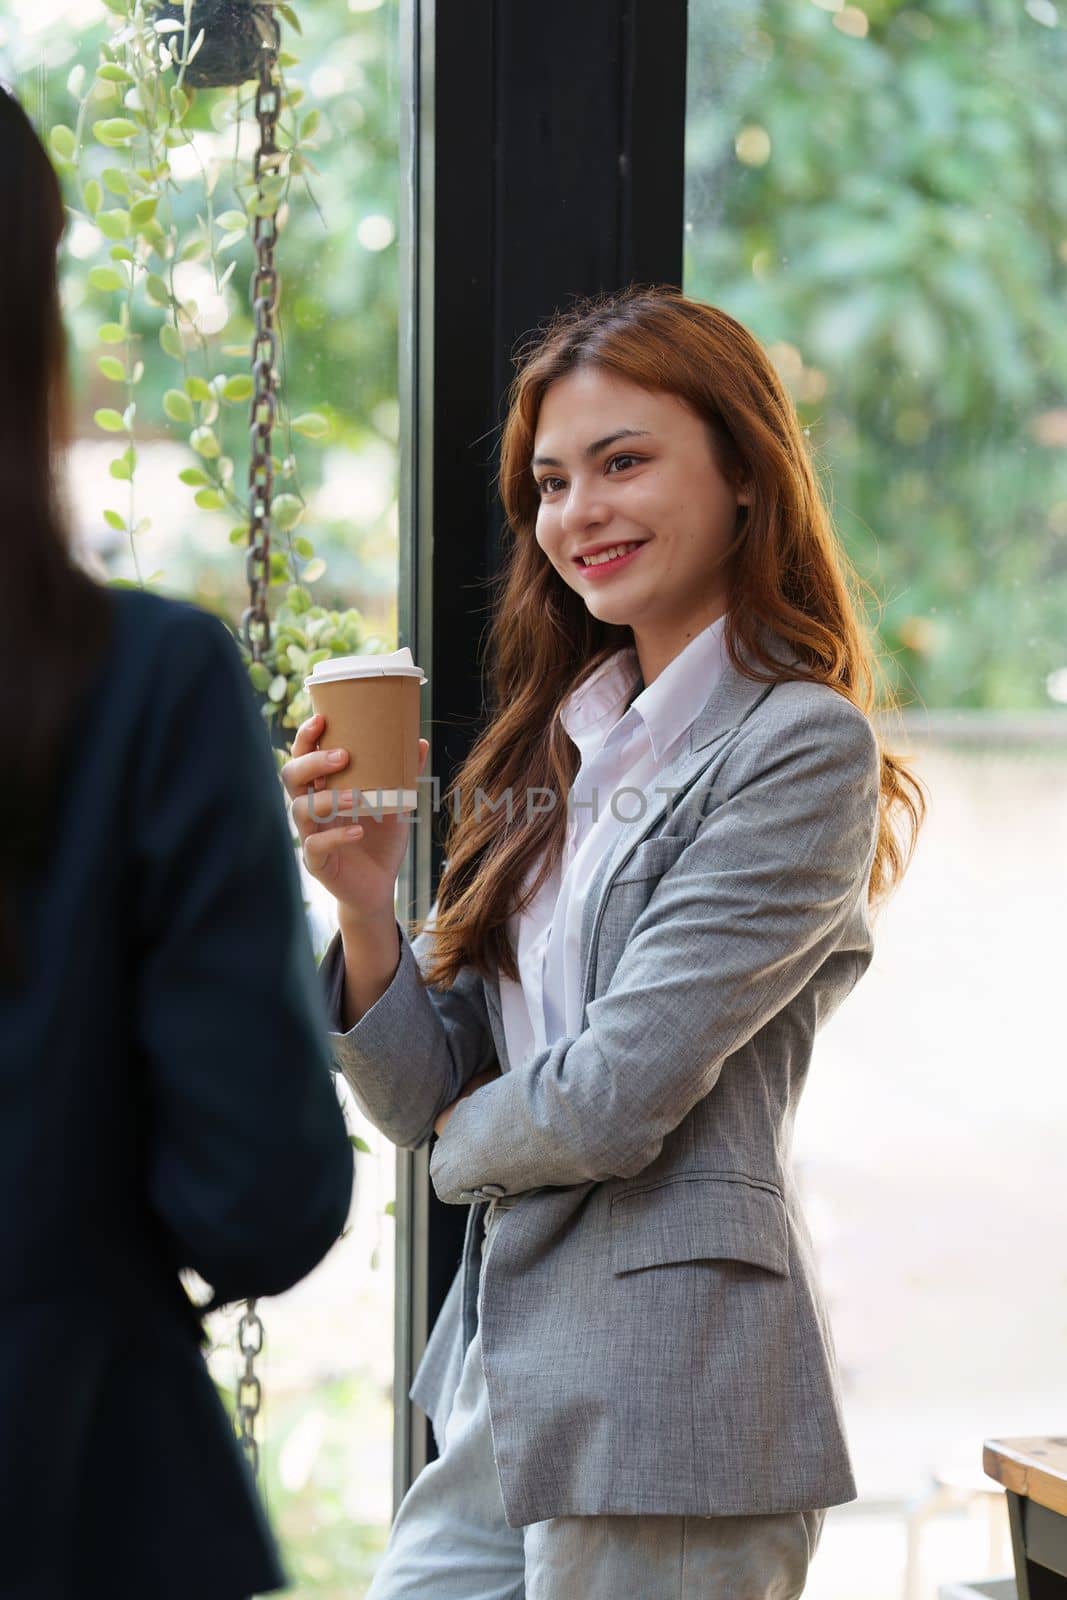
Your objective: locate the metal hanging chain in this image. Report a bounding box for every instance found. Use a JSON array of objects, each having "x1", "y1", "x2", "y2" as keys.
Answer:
[
  {"x1": 235, "y1": 1299, "x2": 265, "y2": 1477},
  {"x1": 235, "y1": 17, "x2": 281, "y2": 1482},
  {"x1": 240, "y1": 14, "x2": 282, "y2": 668}
]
